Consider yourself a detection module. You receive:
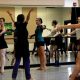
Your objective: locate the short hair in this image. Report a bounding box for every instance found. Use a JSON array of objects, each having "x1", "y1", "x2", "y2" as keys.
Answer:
[
  {"x1": 0, "y1": 17, "x2": 5, "y2": 22},
  {"x1": 37, "y1": 18, "x2": 43, "y2": 23},
  {"x1": 60, "y1": 29, "x2": 63, "y2": 33},
  {"x1": 17, "y1": 14, "x2": 25, "y2": 23},
  {"x1": 52, "y1": 20, "x2": 58, "y2": 25}
]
